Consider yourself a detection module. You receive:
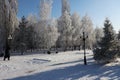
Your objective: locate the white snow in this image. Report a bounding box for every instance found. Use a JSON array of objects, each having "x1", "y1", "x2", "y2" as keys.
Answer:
[{"x1": 0, "y1": 50, "x2": 120, "y2": 80}]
